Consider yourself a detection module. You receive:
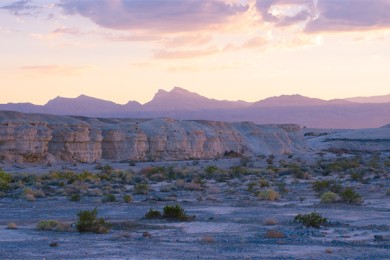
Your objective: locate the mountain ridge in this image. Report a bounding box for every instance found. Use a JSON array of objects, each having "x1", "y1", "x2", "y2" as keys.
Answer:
[{"x1": 1, "y1": 87, "x2": 390, "y2": 129}]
